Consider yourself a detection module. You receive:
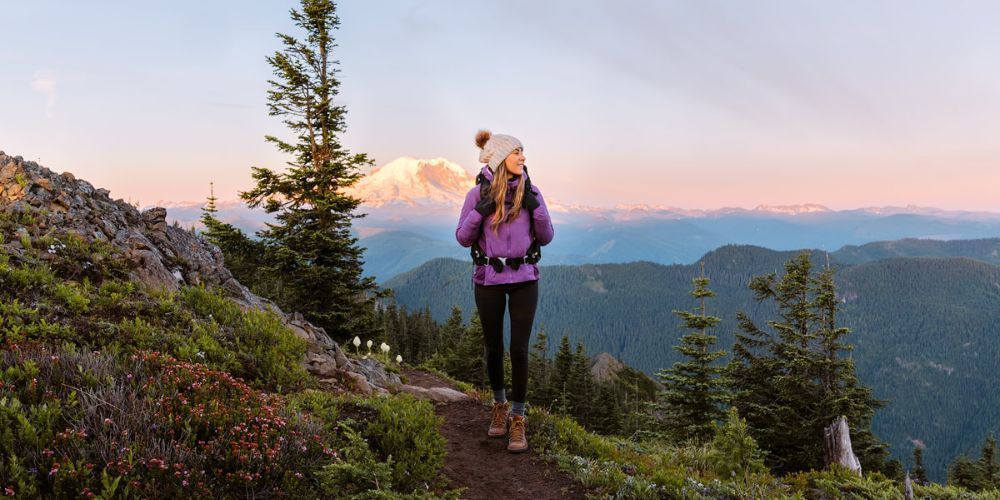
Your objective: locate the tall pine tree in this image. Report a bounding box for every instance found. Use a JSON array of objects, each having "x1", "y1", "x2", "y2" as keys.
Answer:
[
  {"x1": 568, "y1": 341, "x2": 595, "y2": 425},
  {"x1": 912, "y1": 446, "x2": 927, "y2": 485},
  {"x1": 948, "y1": 455, "x2": 982, "y2": 490},
  {"x1": 448, "y1": 315, "x2": 487, "y2": 387},
  {"x1": 979, "y1": 434, "x2": 999, "y2": 489},
  {"x1": 591, "y1": 382, "x2": 623, "y2": 435},
  {"x1": 527, "y1": 328, "x2": 552, "y2": 407},
  {"x1": 550, "y1": 336, "x2": 575, "y2": 415},
  {"x1": 728, "y1": 252, "x2": 888, "y2": 474},
  {"x1": 240, "y1": 0, "x2": 380, "y2": 341},
  {"x1": 813, "y1": 263, "x2": 889, "y2": 473},
  {"x1": 656, "y1": 262, "x2": 728, "y2": 443}
]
